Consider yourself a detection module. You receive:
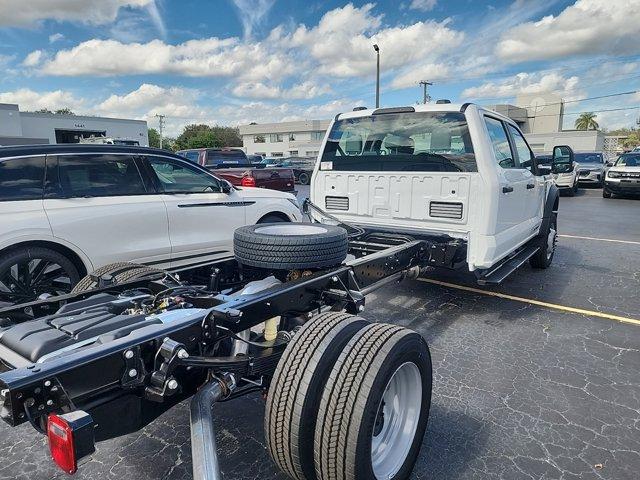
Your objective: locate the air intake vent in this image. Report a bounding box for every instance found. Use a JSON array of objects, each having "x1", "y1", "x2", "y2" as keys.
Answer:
[
  {"x1": 325, "y1": 196, "x2": 349, "y2": 211},
  {"x1": 429, "y1": 201, "x2": 463, "y2": 219}
]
